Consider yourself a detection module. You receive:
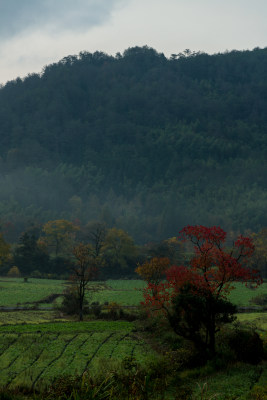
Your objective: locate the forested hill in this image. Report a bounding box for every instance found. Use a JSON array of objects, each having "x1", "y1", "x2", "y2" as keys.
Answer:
[{"x1": 0, "y1": 46, "x2": 267, "y2": 242}]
